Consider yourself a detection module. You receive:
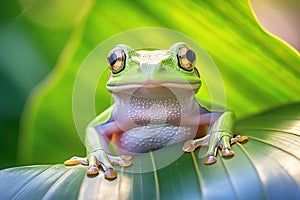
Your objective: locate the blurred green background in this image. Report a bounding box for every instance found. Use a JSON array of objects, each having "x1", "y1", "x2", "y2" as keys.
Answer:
[
  {"x1": 0, "y1": 0, "x2": 299, "y2": 169},
  {"x1": 0, "y1": 0, "x2": 77, "y2": 168}
]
